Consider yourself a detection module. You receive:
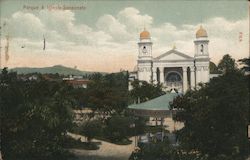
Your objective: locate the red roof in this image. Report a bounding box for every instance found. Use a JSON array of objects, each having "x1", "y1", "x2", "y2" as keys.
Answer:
[{"x1": 65, "y1": 79, "x2": 90, "y2": 85}]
